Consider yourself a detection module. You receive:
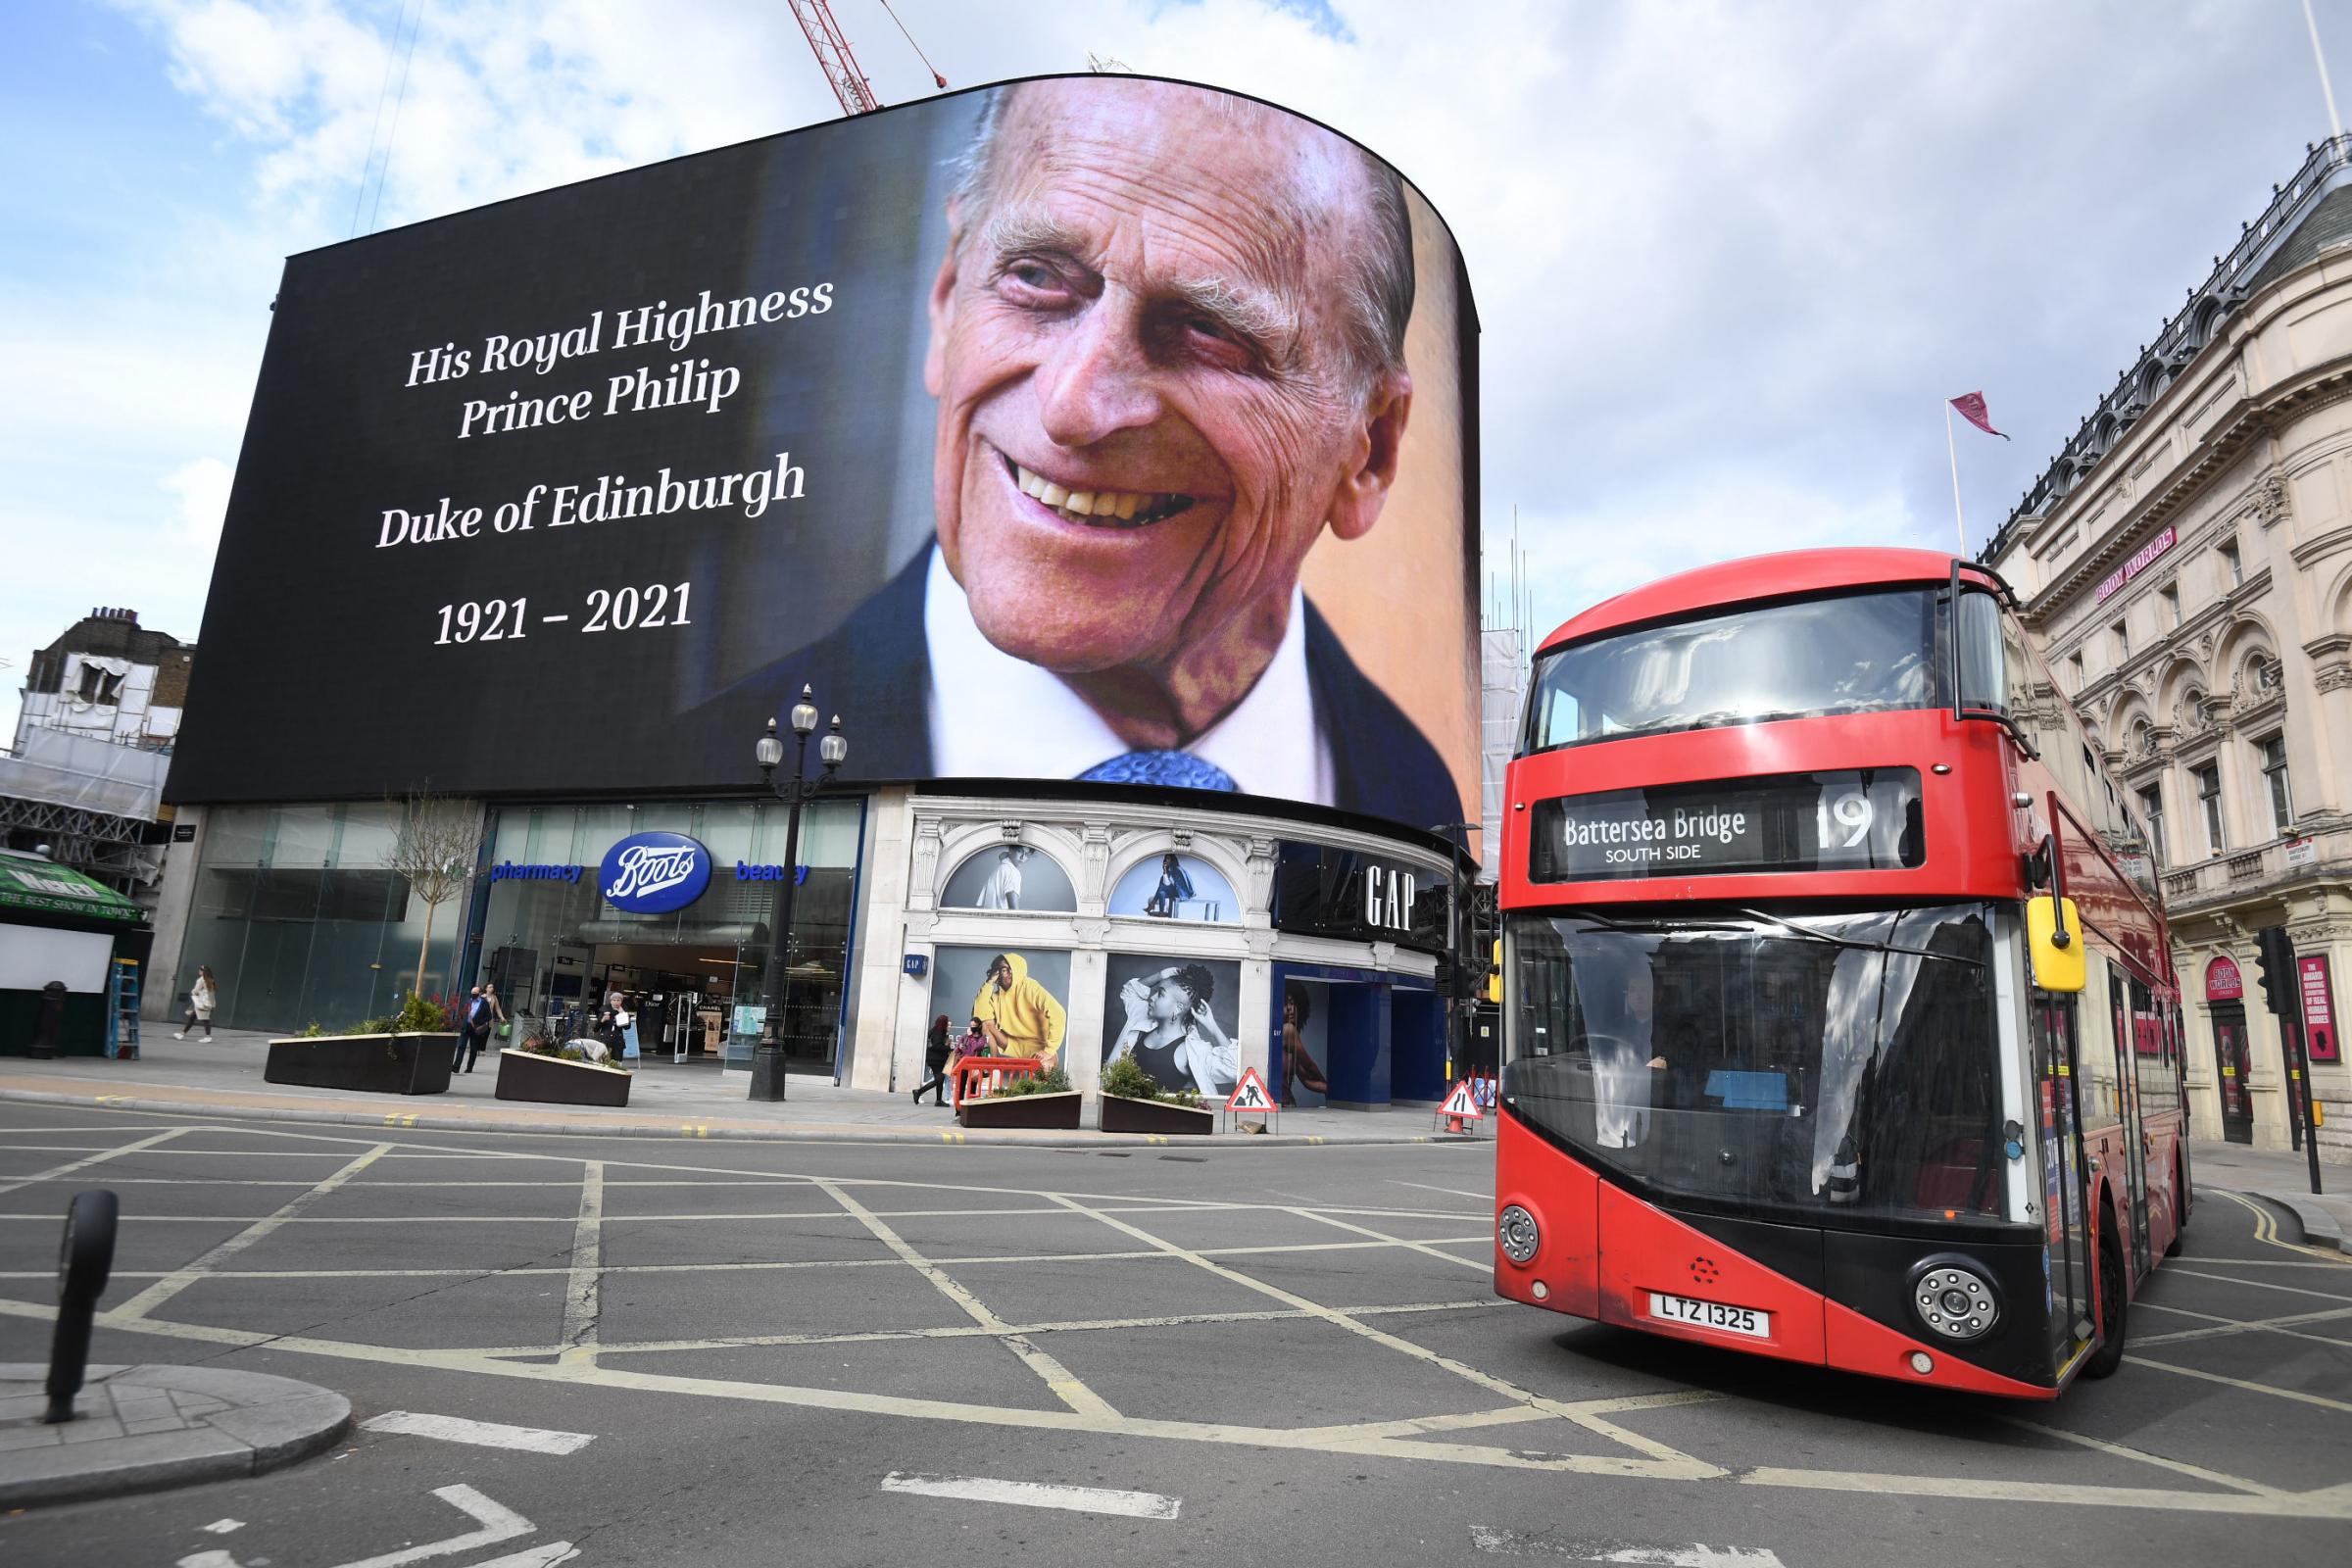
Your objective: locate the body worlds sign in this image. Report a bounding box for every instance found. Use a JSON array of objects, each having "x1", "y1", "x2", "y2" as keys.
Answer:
[
  {"x1": 599, "y1": 831, "x2": 711, "y2": 913},
  {"x1": 1529, "y1": 769, "x2": 1926, "y2": 883},
  {"x1": 2094, "y1": 525, "x2": 2177, "y2": 605}
]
